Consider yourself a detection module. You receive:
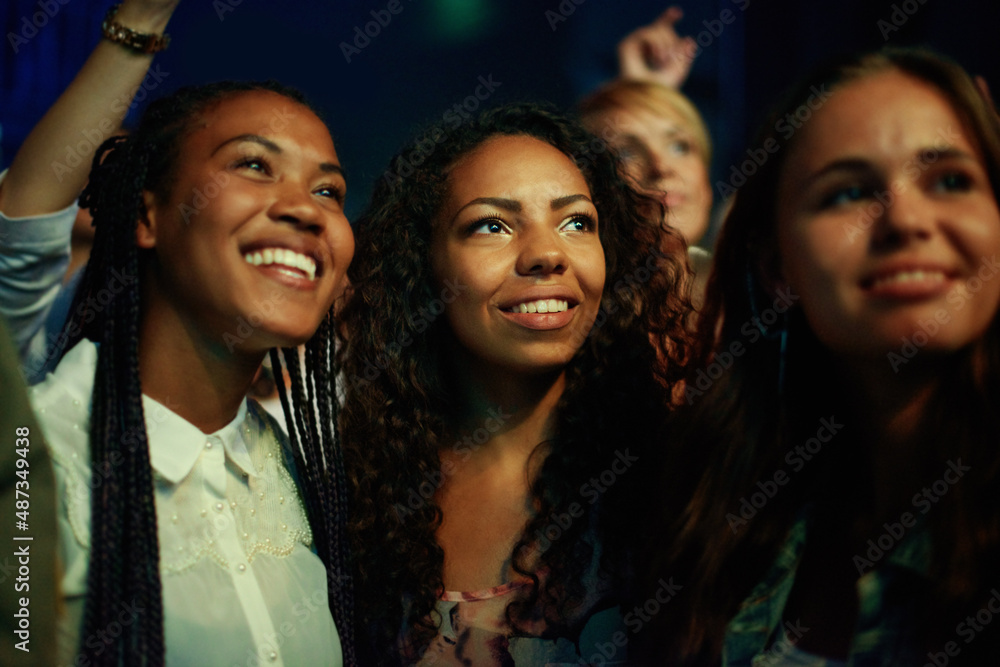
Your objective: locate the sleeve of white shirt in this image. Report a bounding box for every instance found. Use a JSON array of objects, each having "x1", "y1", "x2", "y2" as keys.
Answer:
[{"x1": 0, "y1": 168, "x2": 78, "y2": 374}]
